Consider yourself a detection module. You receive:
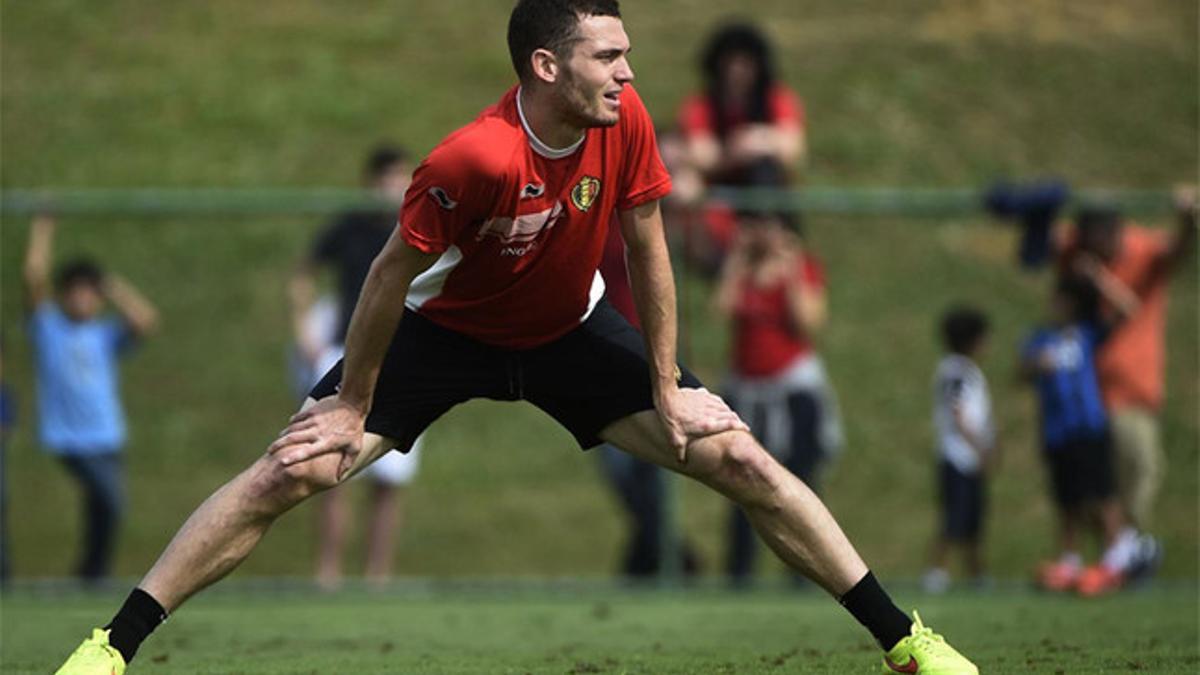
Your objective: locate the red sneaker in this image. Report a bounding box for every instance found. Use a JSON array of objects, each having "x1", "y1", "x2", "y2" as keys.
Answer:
[{"x1": 1077, "y1": 564, "x2": 1124, "y2": 597}]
